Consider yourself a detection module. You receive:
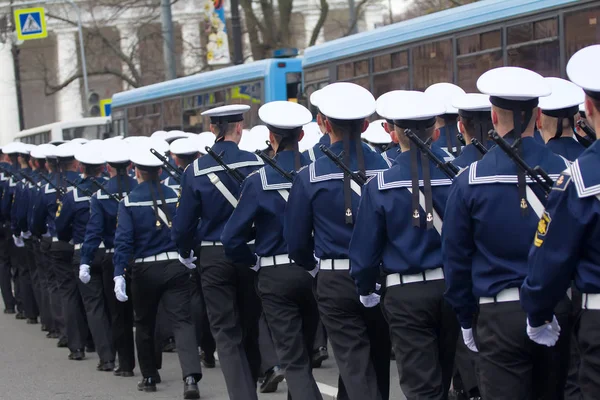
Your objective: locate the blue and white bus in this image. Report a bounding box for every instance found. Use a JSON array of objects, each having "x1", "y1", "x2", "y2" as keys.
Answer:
[
  {"x1": 110, "y1": 58, "x2": 303, "y2": 137},
  {"x1": 302, "y1": 0, "x2": 599, "y2": 110}
]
